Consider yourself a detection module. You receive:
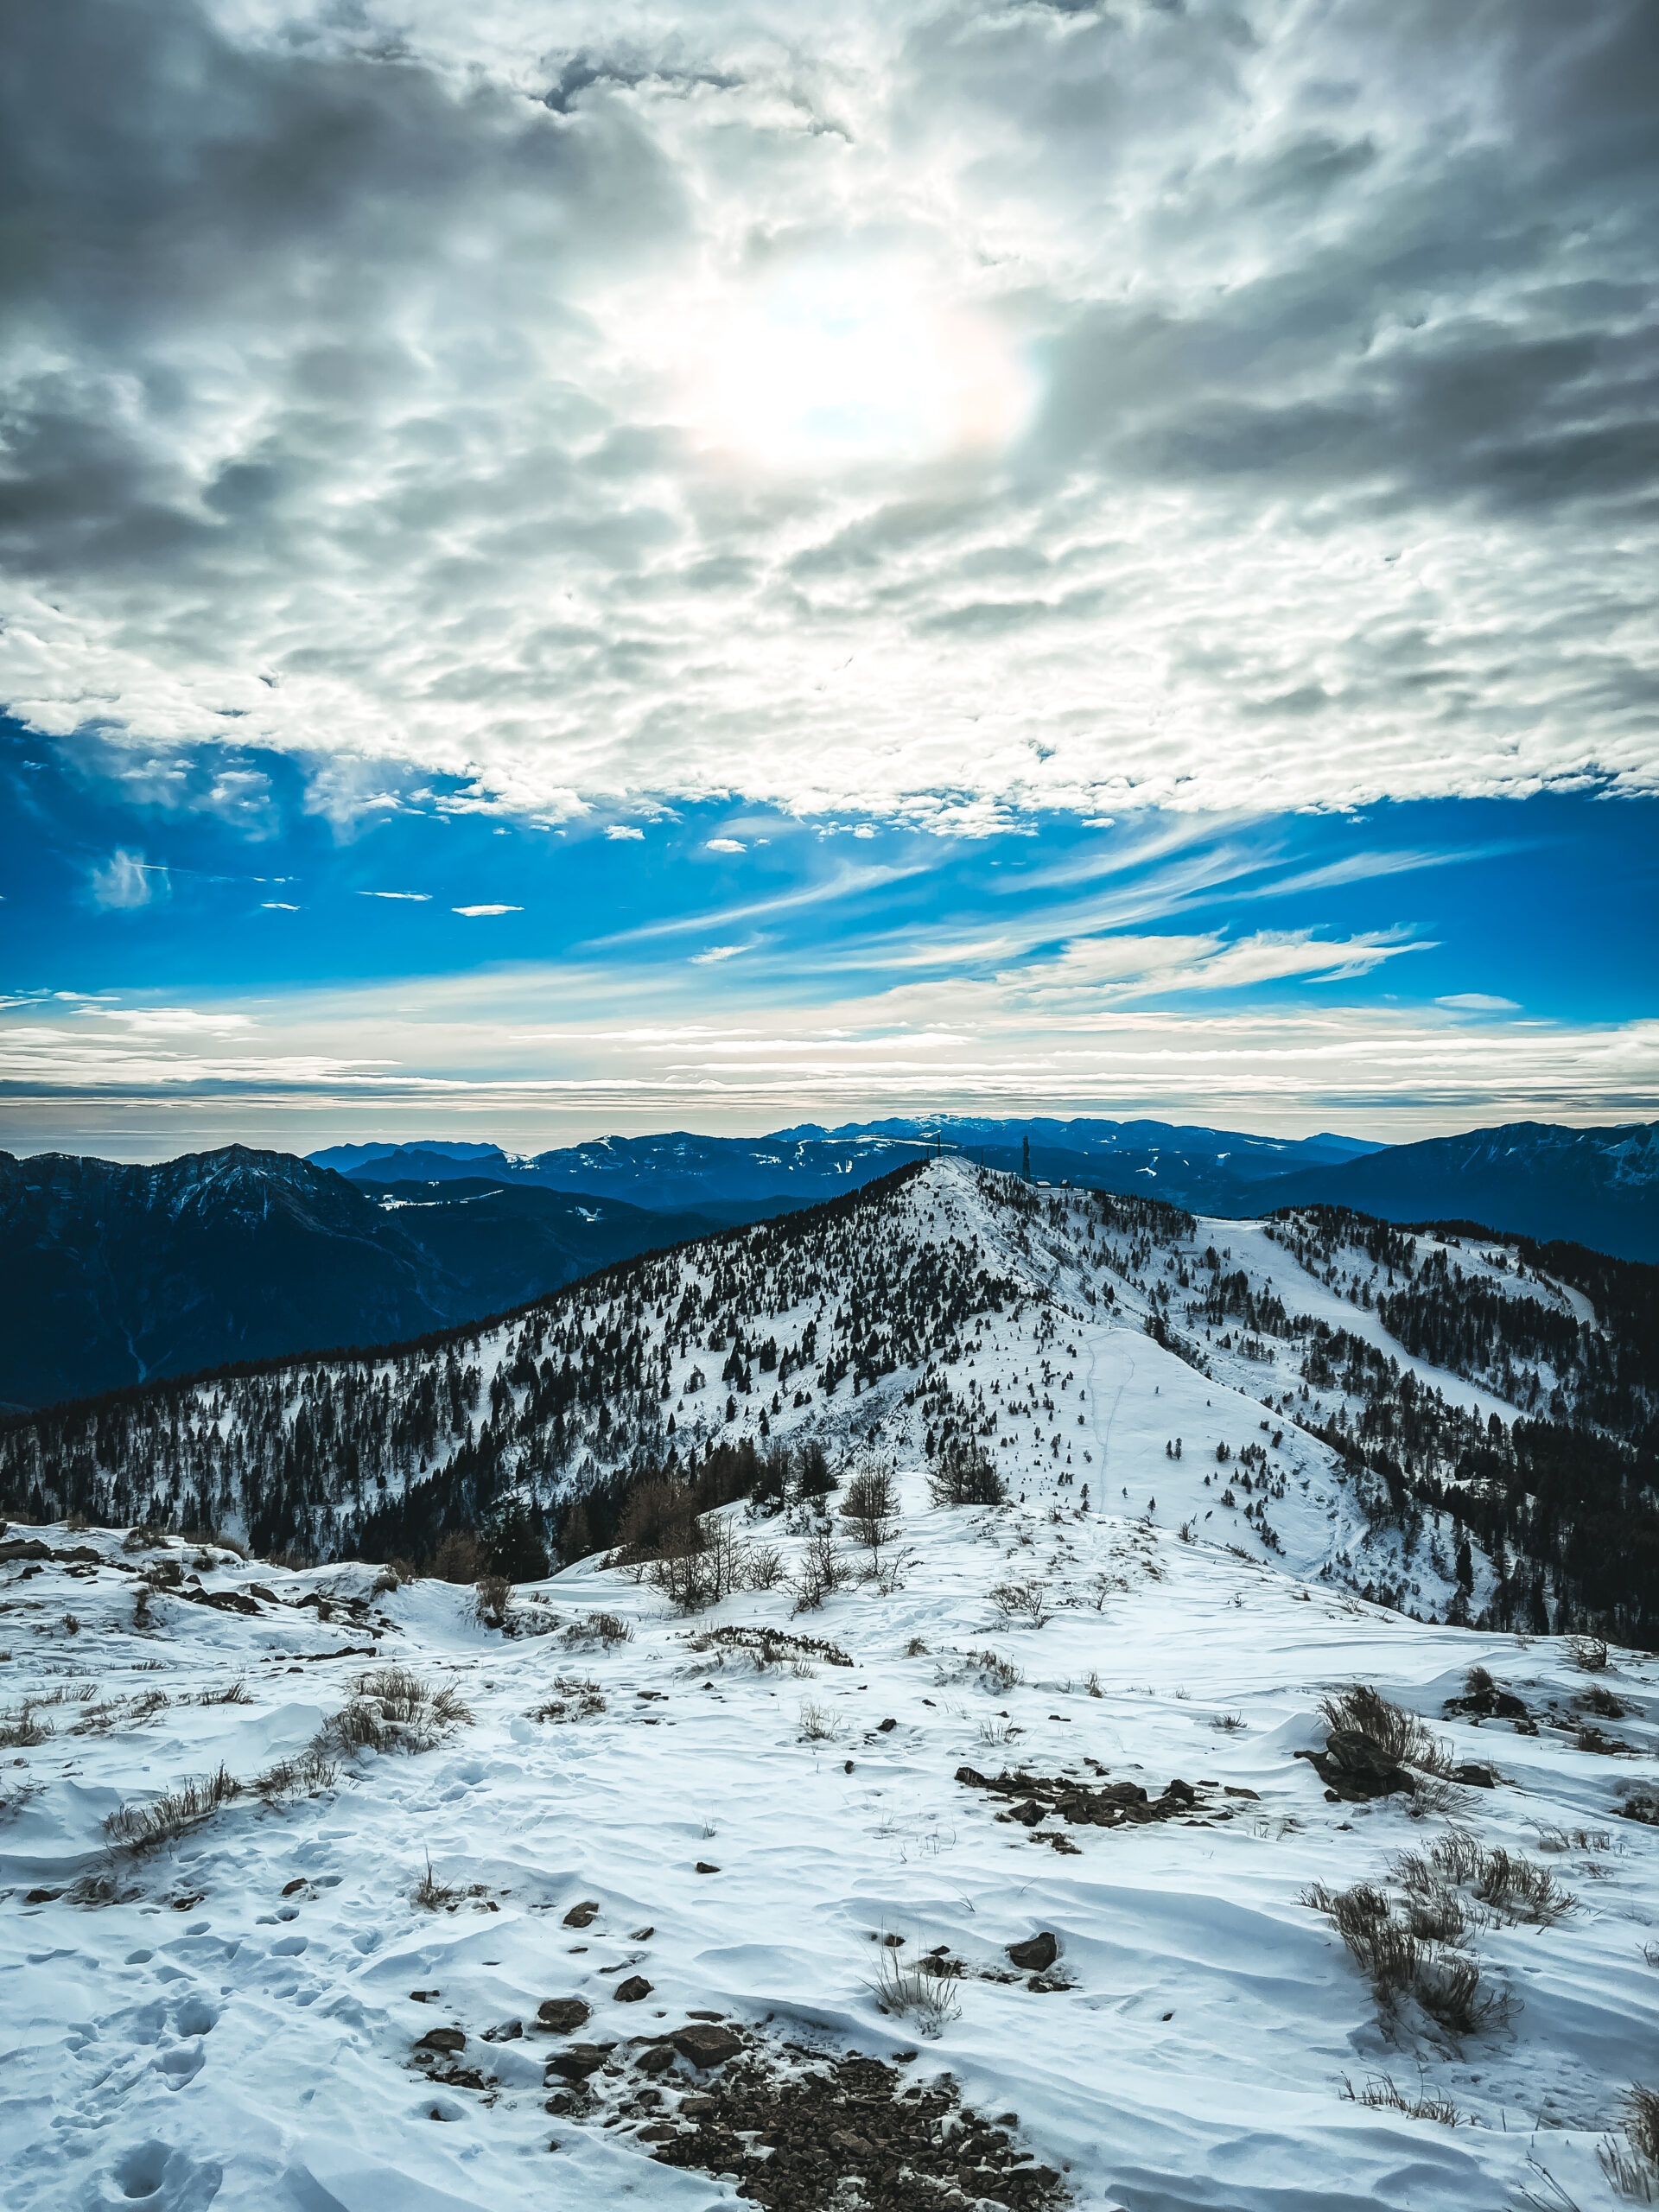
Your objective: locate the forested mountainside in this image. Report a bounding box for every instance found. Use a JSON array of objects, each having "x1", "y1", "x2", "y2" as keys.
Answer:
[
  {"x1": 0, "y1": 1148, "x2": 746, "y2": 1406},
  {"x1": 1259, "y1": 1118, "x2": 1659, "y2": 1263},
  {"x1": 4, "y1": 1158, "x2": 1655, "y2": 1641}
]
